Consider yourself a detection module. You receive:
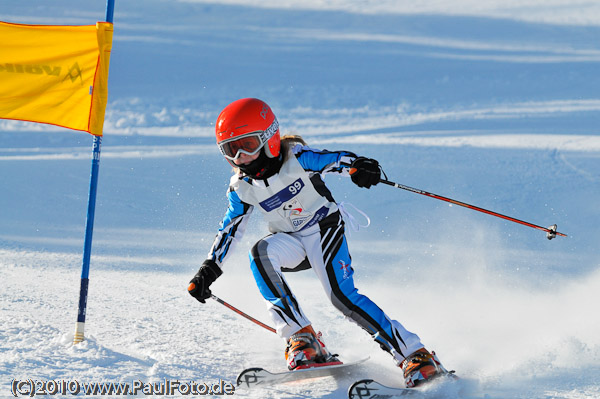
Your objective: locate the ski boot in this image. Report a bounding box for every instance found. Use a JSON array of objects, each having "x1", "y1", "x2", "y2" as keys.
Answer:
[
  {"x1": 285, "y1": 325, "x2": 339, "y2": 370},
  {"x1": 401, "y1": 348, "x2": 448, "y2": 387}
]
